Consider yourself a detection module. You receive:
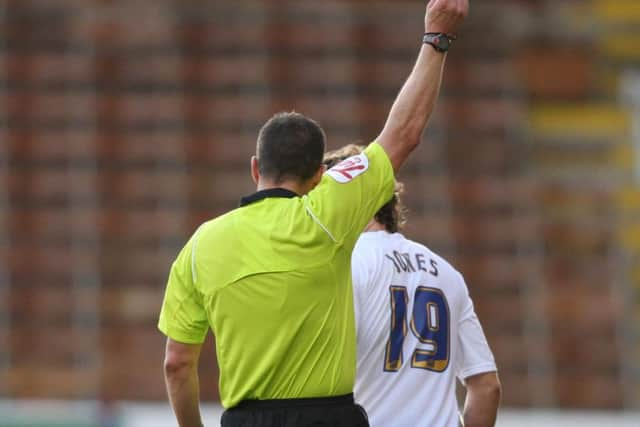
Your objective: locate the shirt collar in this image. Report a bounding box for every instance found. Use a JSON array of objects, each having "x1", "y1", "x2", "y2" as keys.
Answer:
[{"x1": 239, "y1": 188, "x2": 299, "y2": 207}]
